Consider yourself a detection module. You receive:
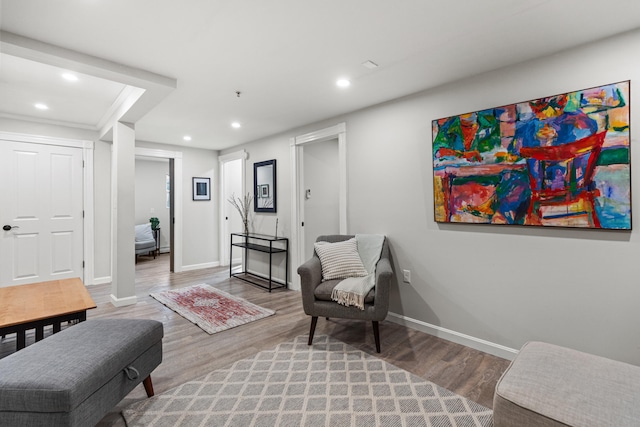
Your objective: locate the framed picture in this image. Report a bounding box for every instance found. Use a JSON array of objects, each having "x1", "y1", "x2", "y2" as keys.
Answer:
[
  {"x1": 261, "y1": 184, "x2": 269, "y2": 198},
  {"x1": 192, "y1": 177, "x2": 210, "y2": 201},
  {"x1": 432, "y1": 80, "x2": 630, "y2": 229}
]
